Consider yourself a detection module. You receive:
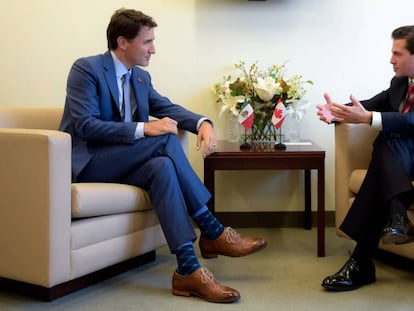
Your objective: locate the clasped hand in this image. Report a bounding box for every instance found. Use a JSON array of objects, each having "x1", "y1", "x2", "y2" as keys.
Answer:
[{"x1": 144, "y1": 118, "x2": 217, "y2": 158}]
